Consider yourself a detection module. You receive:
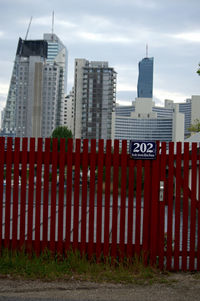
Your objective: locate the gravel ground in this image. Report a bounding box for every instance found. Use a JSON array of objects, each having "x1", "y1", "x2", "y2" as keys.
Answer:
[{"x1": 0, "y1": 274, "x2": 200, "y2": 301}]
